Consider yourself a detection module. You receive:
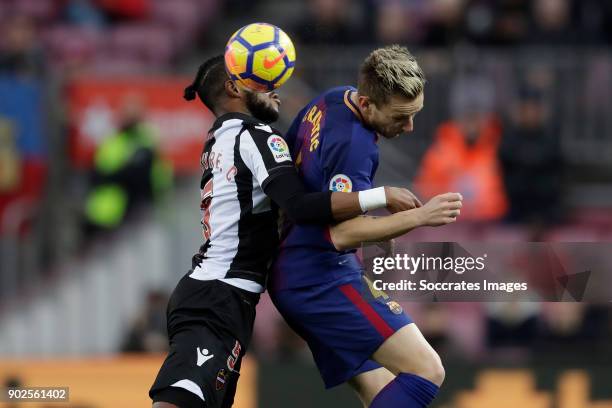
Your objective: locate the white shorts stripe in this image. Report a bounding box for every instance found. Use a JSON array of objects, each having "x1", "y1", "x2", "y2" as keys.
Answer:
[{"x1": 170, "y1": 379, "x2": 205, "y2": 401}]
